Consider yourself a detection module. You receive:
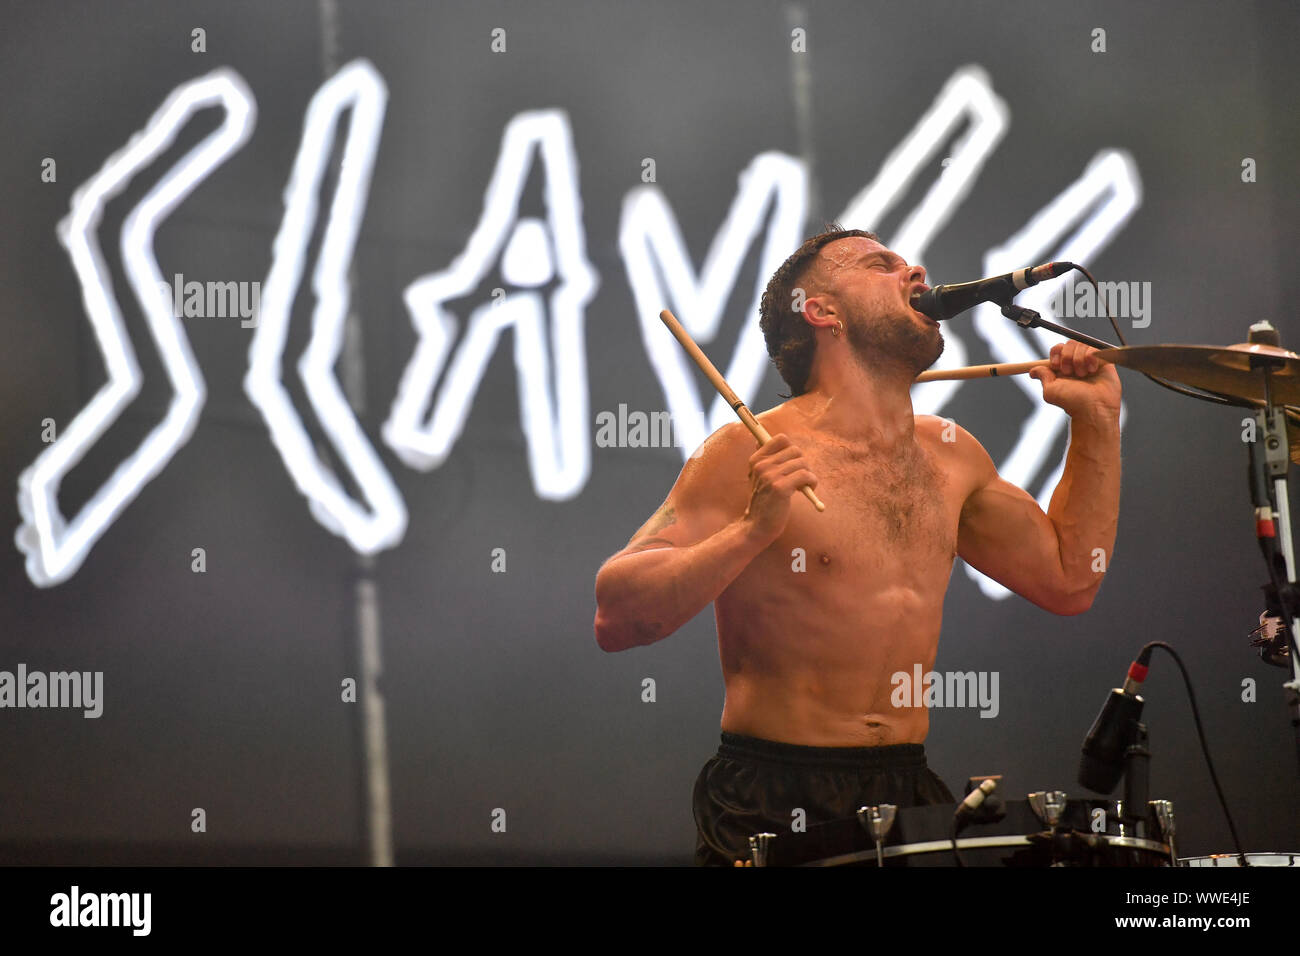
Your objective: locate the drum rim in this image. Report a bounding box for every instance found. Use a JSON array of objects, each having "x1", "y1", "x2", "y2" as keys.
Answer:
[
  {"x1": 1180, "y1": 851, "x2": 1299, "y2": 864},
  {"x1": 802, "y1": 834, "x2": 1171, "y2": 867}
]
